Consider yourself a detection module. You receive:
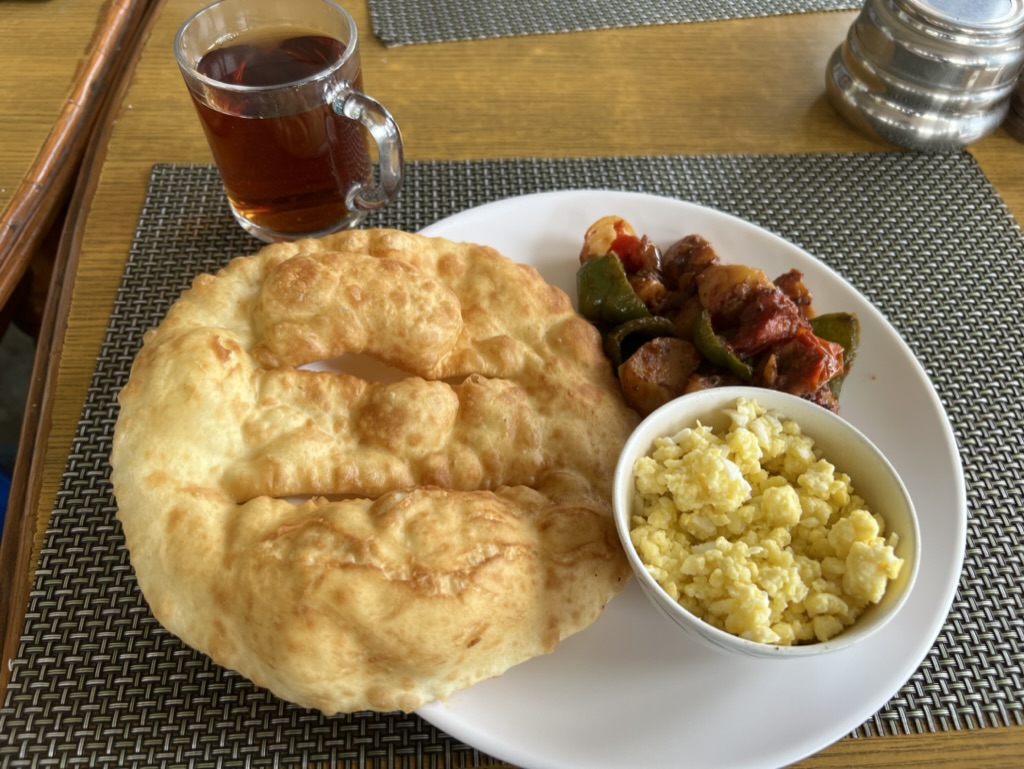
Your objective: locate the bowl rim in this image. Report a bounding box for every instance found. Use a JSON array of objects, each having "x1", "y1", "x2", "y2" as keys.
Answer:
[{"x1": 612, "y1": 385, "x2": 922, "y2": 658}]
